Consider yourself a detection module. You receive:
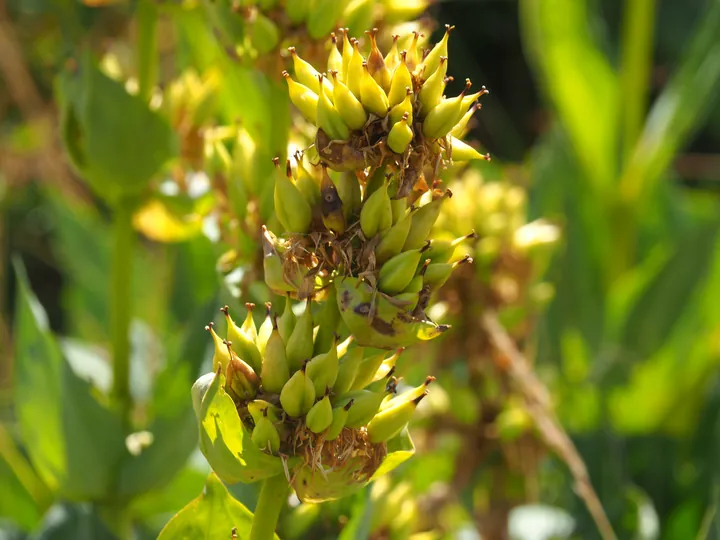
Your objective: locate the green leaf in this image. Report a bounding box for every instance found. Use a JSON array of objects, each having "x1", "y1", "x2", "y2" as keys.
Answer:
[
  {"x1": 369, "y1": 428, "x2": 415, "y2": 481},
  {"x1": 619, "y1": 0, "x2": 720, "y2": 201},
  {"x1": 157, "y1": 473, "x2": 260, "y2": 540},
  {"x1": 56, "y1": 52, "x2": 176, "y2": 204},
  {"x1": 0, "y1": 451, "x2": 41, "y2": 531},
  {"x1": 519, "y1": 0, "x2": 619, "y2": 192},
  {"x1": 13, "y1": 260, "x2": 126, "y2": 500},
  {"x1": 29, "y1": 503, "x2": 116, "y2": 540},
  {"x1": 619, "y1": 219, "x2": 720, "y2": 361},
  {"x1": 198, "y1": 373, "x2": 284, "y2": 484}
]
